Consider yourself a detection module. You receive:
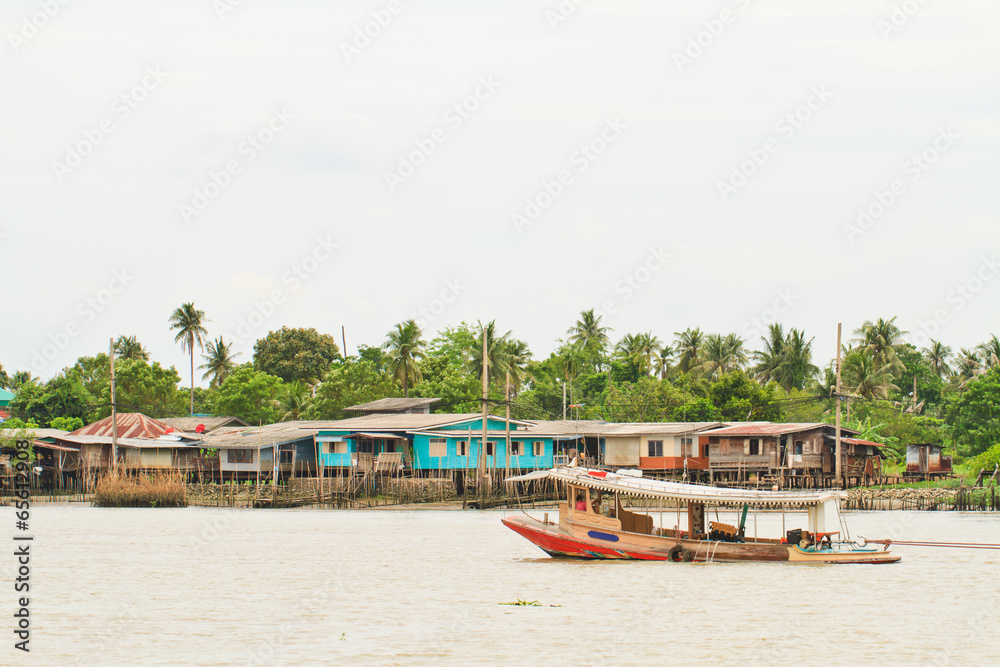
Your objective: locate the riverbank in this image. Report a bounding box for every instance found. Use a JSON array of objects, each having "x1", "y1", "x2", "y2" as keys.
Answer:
[{"x1": 846, "y1": 486, "x2": 999, "y2": 511}]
